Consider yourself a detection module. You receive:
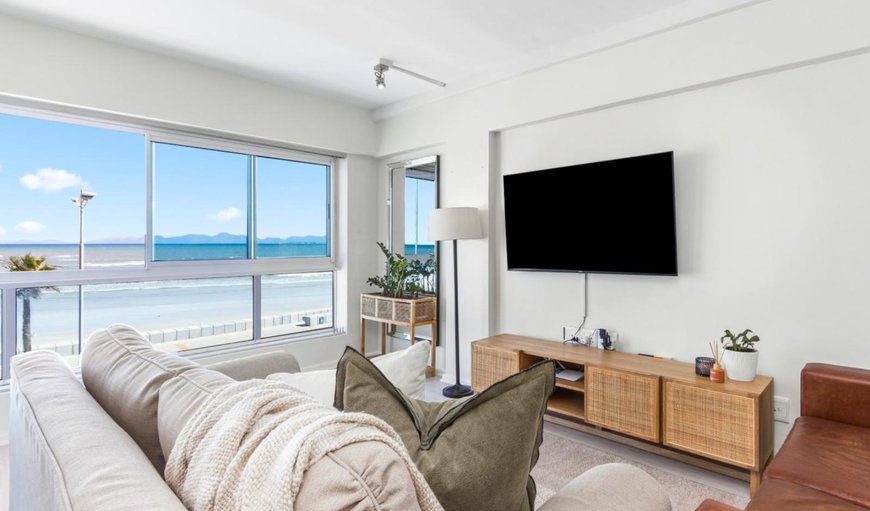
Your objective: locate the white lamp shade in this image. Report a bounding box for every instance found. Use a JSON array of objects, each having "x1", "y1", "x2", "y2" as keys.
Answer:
[{"x1": 429, "y1": 207, "x2": 482, "y2": 241}]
